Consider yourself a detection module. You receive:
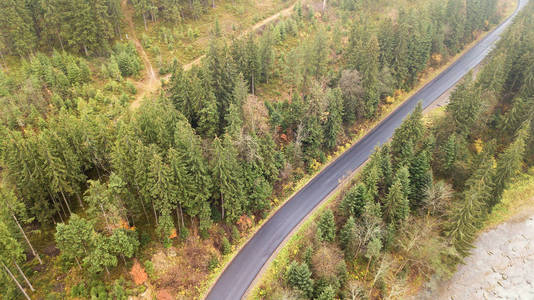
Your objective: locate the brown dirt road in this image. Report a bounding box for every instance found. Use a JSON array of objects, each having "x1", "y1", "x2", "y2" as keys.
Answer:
[{"x1": 121, "y1": 0, "x2": 160, "y2": 110}]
